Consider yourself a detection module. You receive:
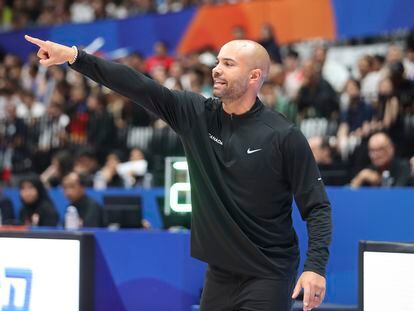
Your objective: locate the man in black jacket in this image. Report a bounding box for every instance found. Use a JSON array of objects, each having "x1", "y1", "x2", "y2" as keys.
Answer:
[
  {"x1": 25, "y1": 35, "x2": 332, "y2": 311},
  {"x1": 62, "y1": 172, "x2": 102, "y2": 227}
]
